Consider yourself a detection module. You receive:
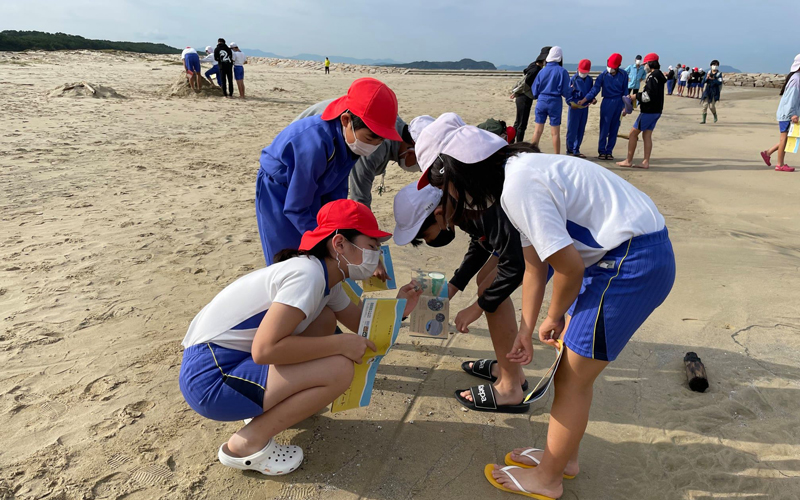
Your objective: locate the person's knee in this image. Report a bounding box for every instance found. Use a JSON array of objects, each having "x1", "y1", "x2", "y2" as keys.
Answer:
[{"x1": 328, "y1": 355, "x2": 355, "y2": 391}]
